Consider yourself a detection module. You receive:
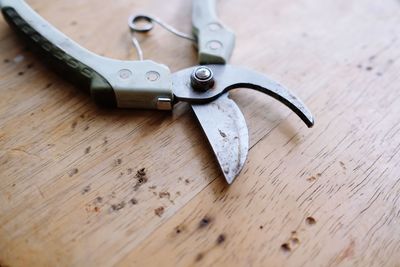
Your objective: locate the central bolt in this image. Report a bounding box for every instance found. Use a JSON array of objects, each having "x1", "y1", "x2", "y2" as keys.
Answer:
[
  {"x1": 195, "y1": 67, "x2": 212, "y2": 80},
  {"x1": 191, "y1": 67, "x2": 215, "y2": 91}
]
